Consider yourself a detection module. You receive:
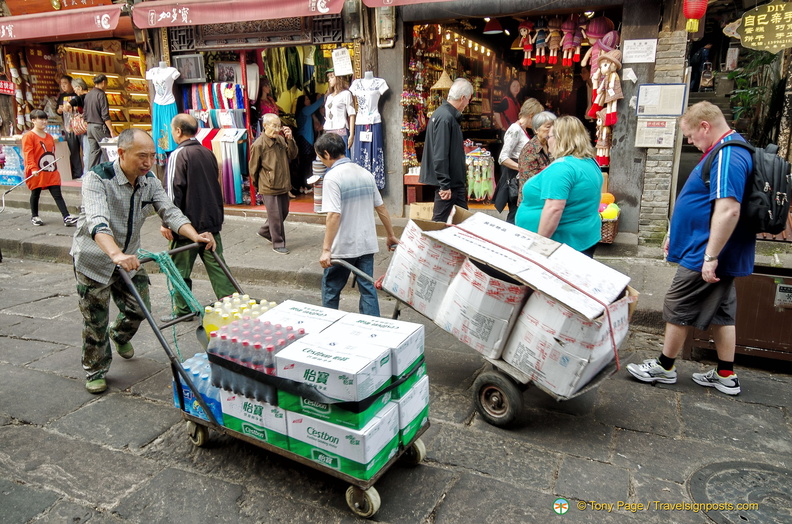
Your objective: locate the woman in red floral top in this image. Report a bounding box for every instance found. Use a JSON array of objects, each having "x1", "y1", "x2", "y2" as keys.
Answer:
[{"x1": 517, "y1": 111, "x2": 556, "y2": 205}]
